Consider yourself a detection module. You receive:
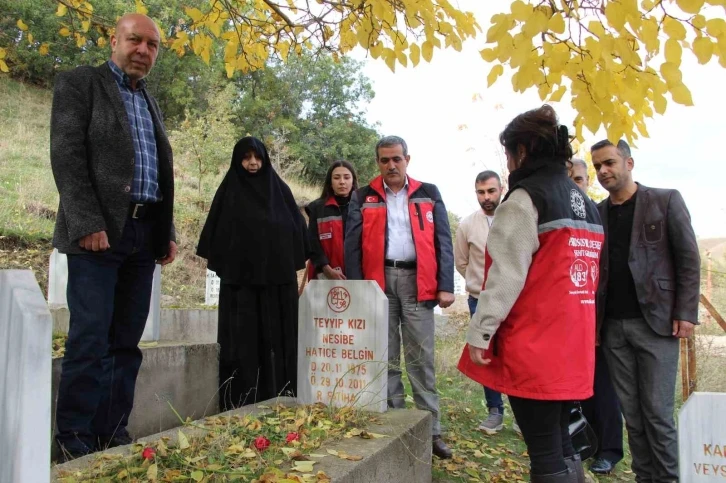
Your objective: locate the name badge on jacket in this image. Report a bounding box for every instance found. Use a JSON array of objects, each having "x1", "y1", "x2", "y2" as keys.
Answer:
[{"x1": 319, "y1": 232, "x2": 332, "y2": 240}]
